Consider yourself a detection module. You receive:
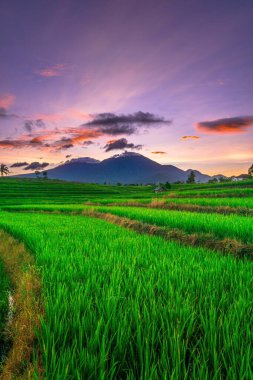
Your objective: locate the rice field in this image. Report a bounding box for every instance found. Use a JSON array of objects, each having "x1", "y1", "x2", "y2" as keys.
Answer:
[
  {"x1": 0, "y1": 178, "x2": 252, "y2": 379},
  {"x1": 97, "y1": 206, "x2": 253, "y2": 244},
  {"x1": 163, "y1": 197, "x2": 253, "y2": 209},
  {"x1": 167, "y1": 187, "x2": 253, "y2": 198}
]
